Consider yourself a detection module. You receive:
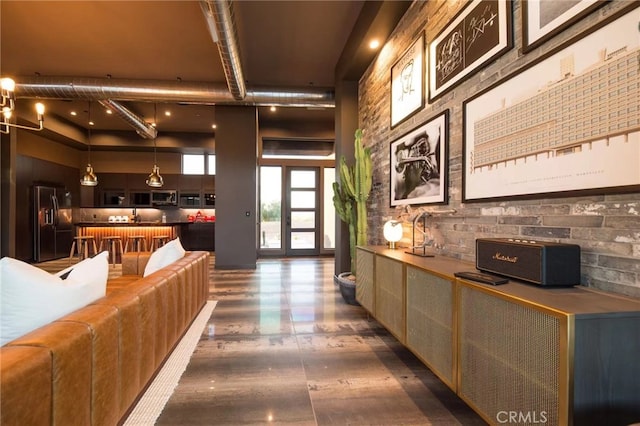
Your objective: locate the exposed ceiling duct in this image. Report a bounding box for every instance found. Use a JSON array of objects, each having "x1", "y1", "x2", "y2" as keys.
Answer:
[
  {"x1": 14, "y1": 76, "x2": 334, "y2": 108},
  {"x1": 11, "y1": 0, "x2": 334, "y2": 136},
  {"x1": 200, "y1": 0, "x2": 246, "y2": 101},
  {"x1": 98, "y1": 99, "x2": 157, "y2": 139}
]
